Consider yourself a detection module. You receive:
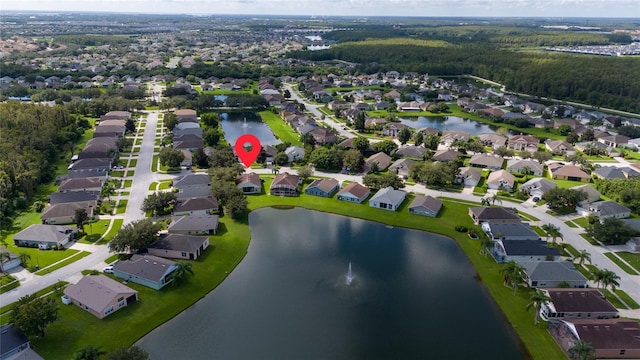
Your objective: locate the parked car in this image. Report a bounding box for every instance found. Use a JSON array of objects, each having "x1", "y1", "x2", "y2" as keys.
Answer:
[{"x1": 103, "y1": 265, "x2": 114, "y2": 274}]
